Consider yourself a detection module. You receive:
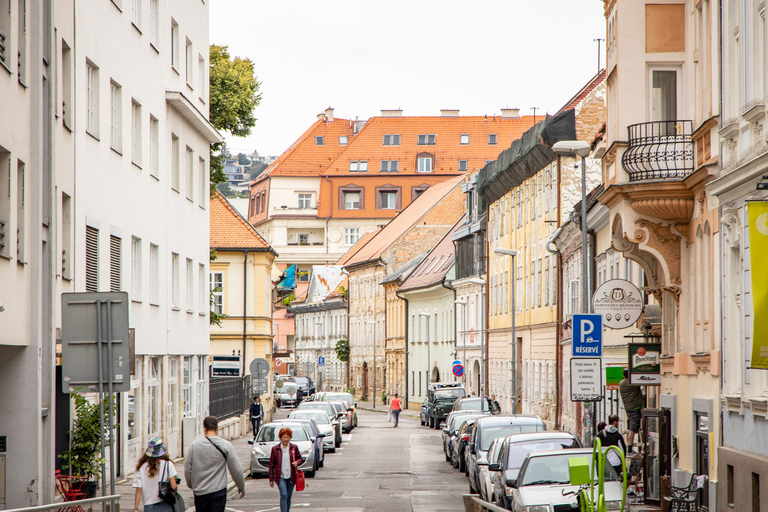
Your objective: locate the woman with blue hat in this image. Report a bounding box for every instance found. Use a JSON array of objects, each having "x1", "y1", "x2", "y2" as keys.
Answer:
[{"x1": 133, "y1": 437, "x2": 178, "y2": 512}]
